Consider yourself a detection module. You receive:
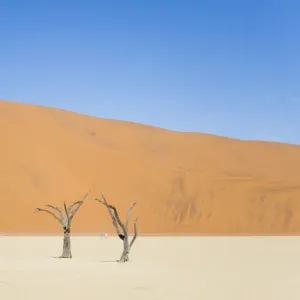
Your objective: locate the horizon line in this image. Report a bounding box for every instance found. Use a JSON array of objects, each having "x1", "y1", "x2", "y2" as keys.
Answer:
[{"x1": 1, "y1": 98, "x2": 299, "y2": 147}]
